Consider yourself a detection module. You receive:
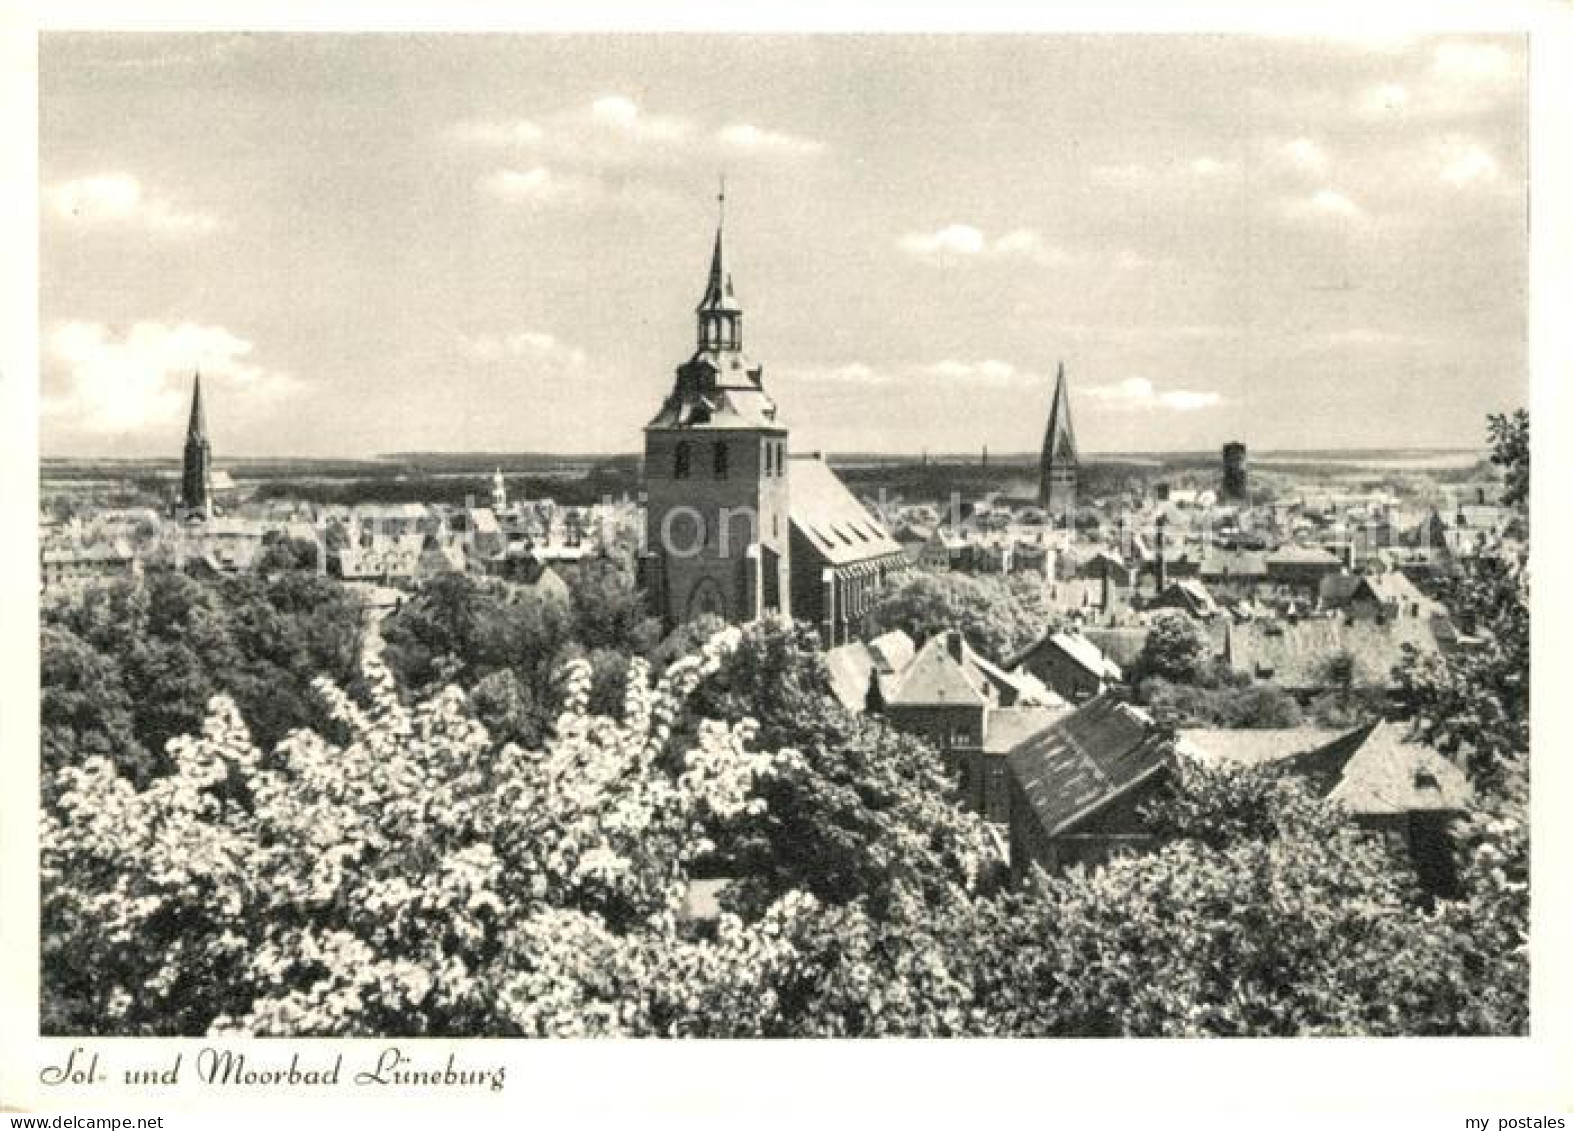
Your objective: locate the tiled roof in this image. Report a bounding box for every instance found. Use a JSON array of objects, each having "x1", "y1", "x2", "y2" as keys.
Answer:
[
  {"x1": 983, "y1": 705, "x2": 1070, "y2": 754},
  {"x1": 645, "y1": 352, "x2": 782, "y2": 431},
  {"x1": 1216, "y1": 614, "x2": 1444, "y2": 688},
  {"x1": 824, "y1": 632, "x2": 915, "y2": 714},
  {"x1": 788, "y1": 457, "x2": 904, "y2": 566},
  {"x1": 1080, "y1": 627, "x2": 1151, "y2": 670},
  {"x1": 1291, "y1": 720, "x2": 1473, "y2": 816},
  {"x1": 1015, "y1": 630, "x2": 1123, "y2": 681},
  {"x1": 868, "y1": 629, "x2": 916, "y2": 674},
  {"x1": 886, "y1": 633, "x2": 991, "y2": 707},
  {"x1": 1178, "y1": 727, "x2": 1348, "y2": 767},
  {"x1": 1267, "y1": 545, "x2": 1343, "y2": 567},
  {"x1": 1007, "y1": 696, "x2": 1174, "y2": 836}
]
